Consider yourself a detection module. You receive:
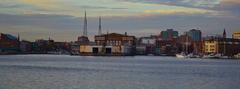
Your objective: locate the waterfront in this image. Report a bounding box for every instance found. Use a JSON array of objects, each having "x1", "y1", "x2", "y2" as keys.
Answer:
[{"x1": 0, "y1": 55, "x2": 240, "y2": 89}]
